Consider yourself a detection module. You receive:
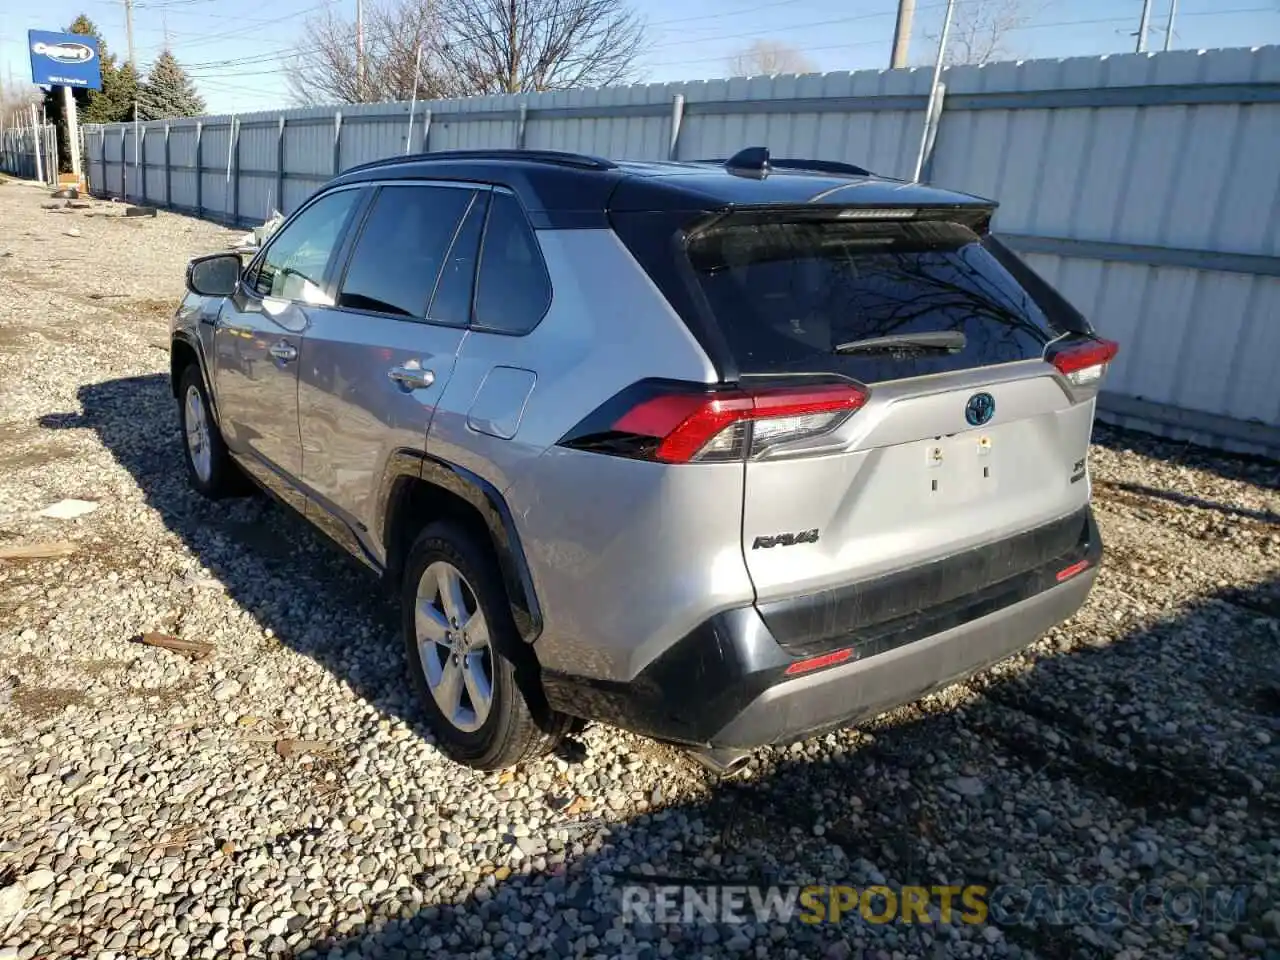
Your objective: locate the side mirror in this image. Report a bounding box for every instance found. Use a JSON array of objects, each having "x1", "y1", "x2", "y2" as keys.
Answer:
[{"x1": 187, "y1": 253, "x2": 242, "y2": 297}]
